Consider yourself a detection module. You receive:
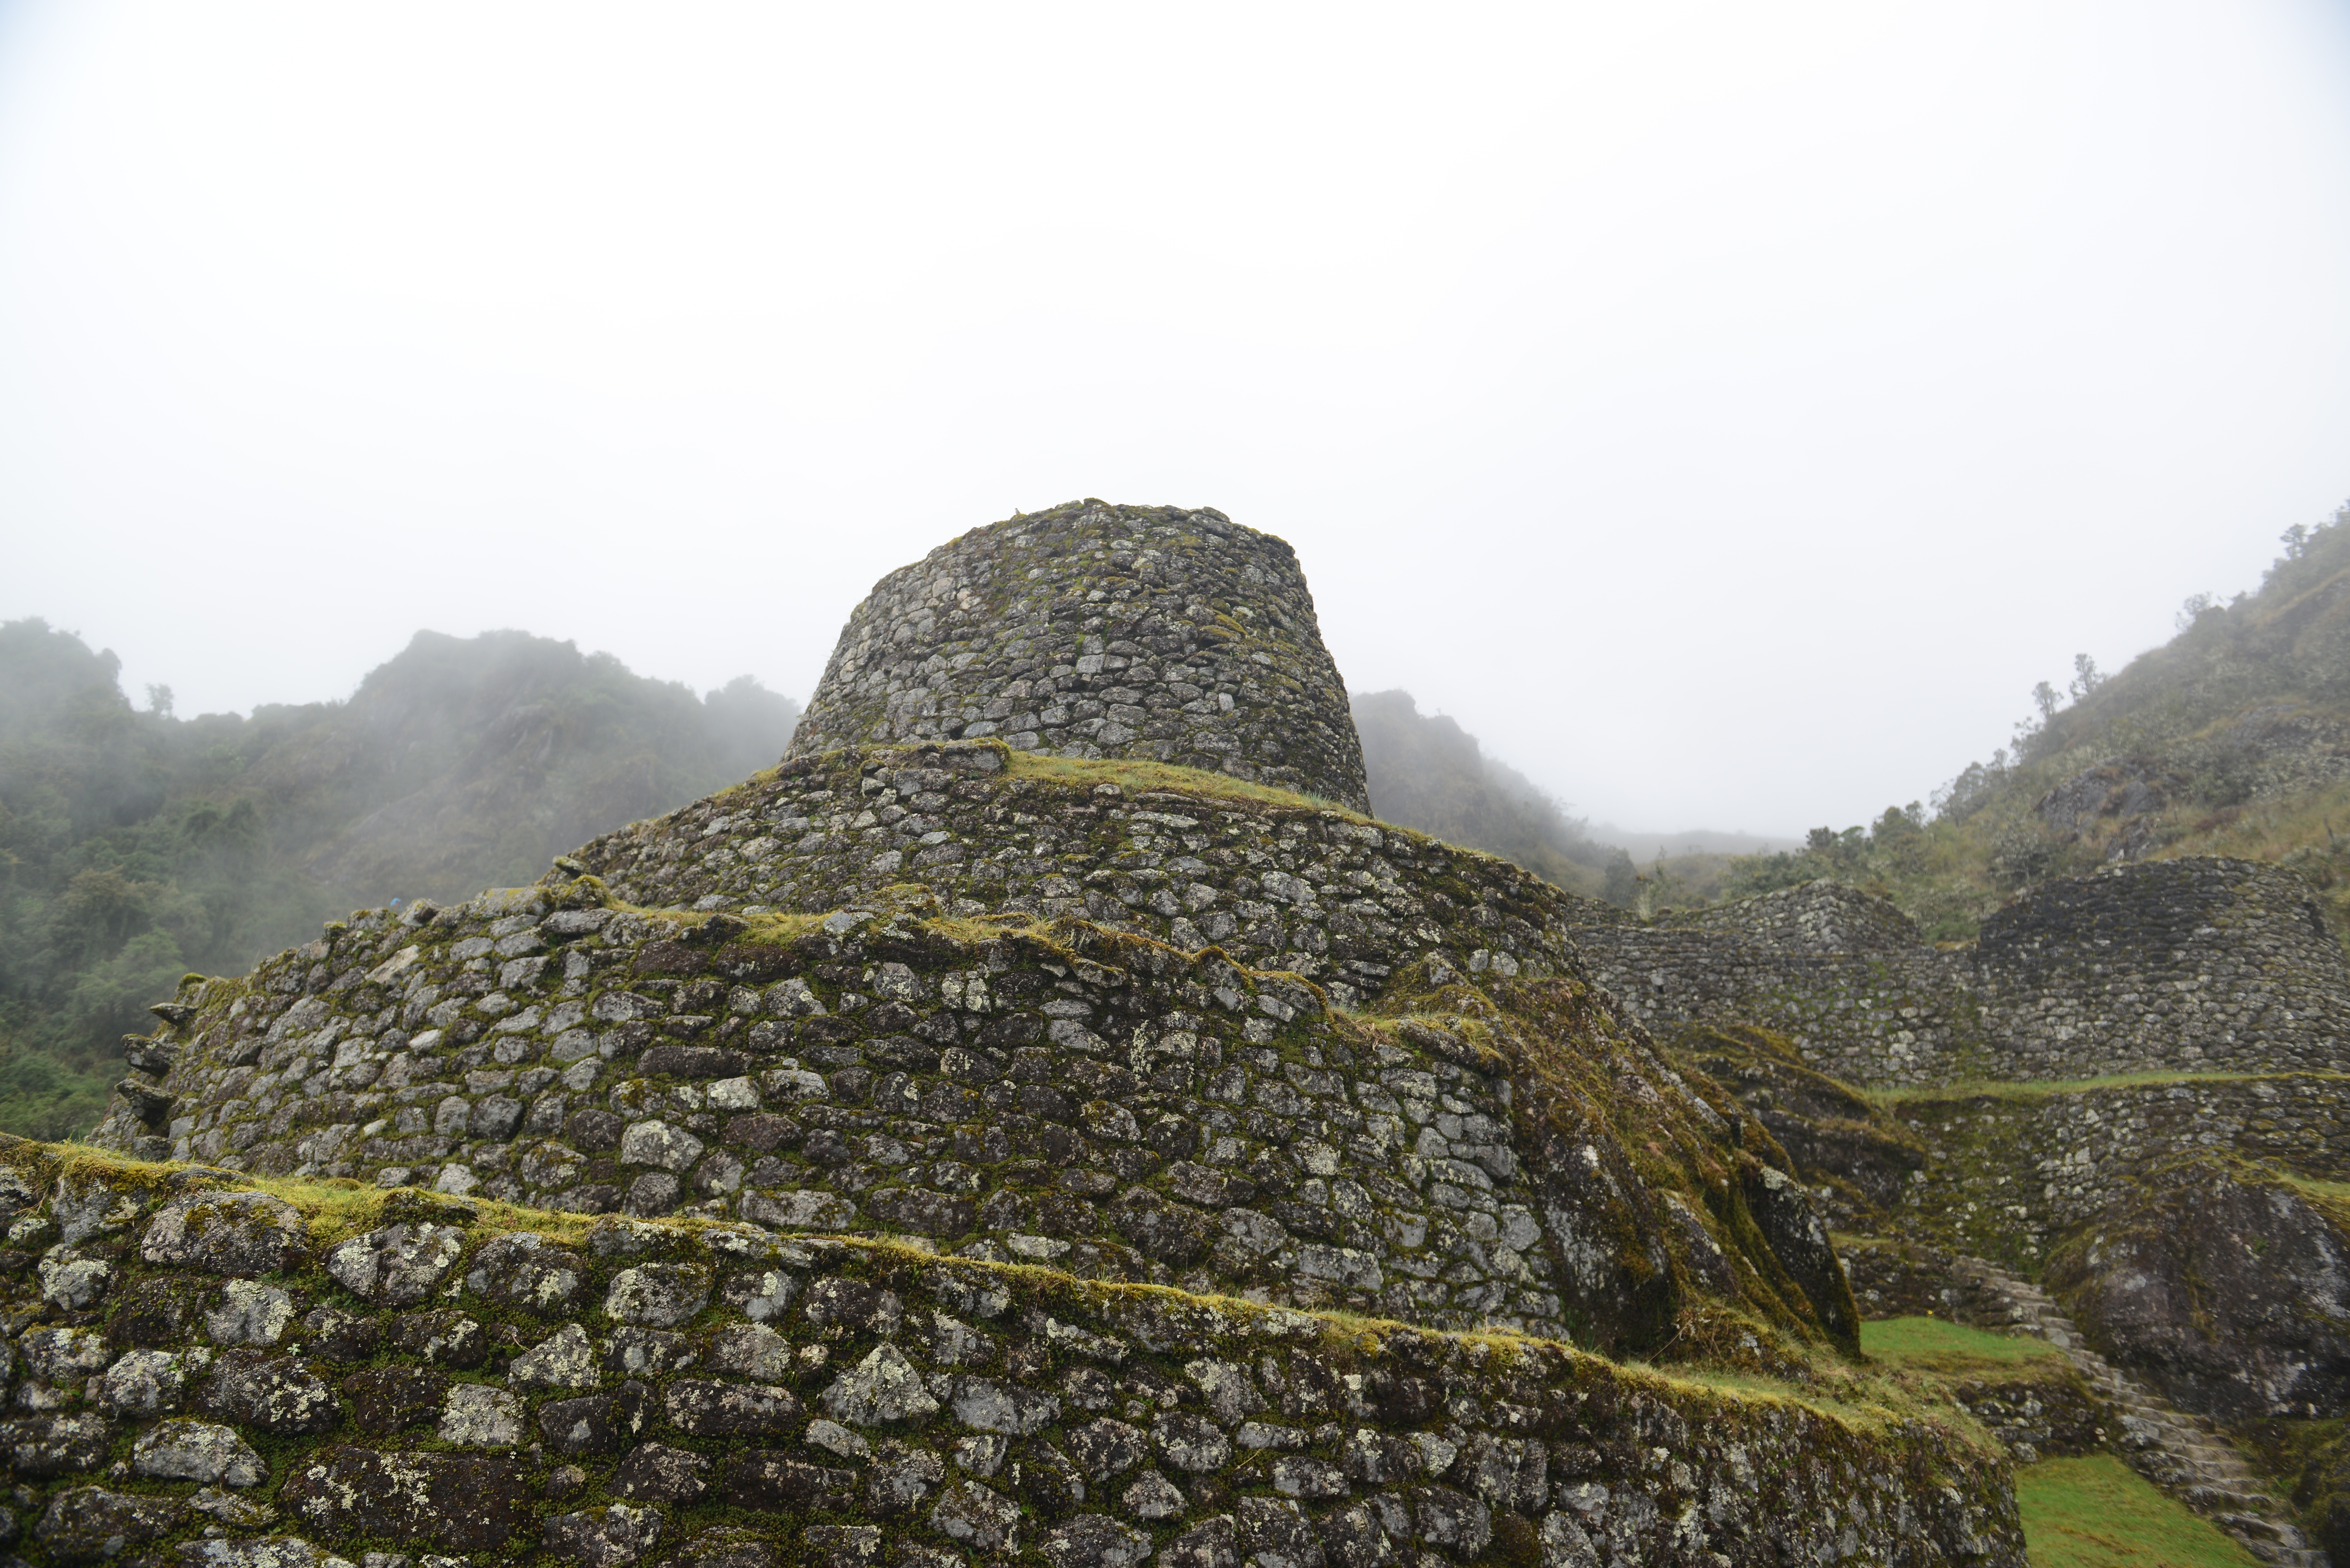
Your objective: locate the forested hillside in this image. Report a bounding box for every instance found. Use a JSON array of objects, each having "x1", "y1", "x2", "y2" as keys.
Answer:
[
  {"x1": 1351, "y1": 688, "x2": 1637, "y2": 902},
  {"x1": 1725, "y1": 501, "x2": 2350, "y2": 942},
  {"x1": 0, "y1": 620, "x2": 796, "y2": 1136}
]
